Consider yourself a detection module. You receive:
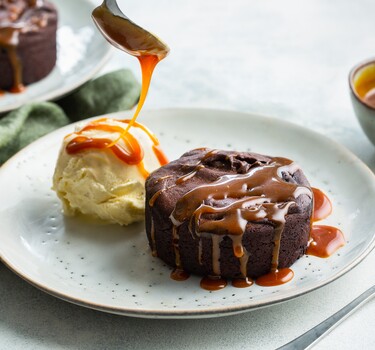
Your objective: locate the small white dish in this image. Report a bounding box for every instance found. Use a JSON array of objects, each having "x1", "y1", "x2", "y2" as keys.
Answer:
[
  {"x1": 349, "y1": 58, "x2": 375, "y2": 146},
  {"x1": 0, "y1": 108, "x2": 374, "y2": 319},
  {"x1": 0, "y1": 0, "x2": 112, "y2": 114}
]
